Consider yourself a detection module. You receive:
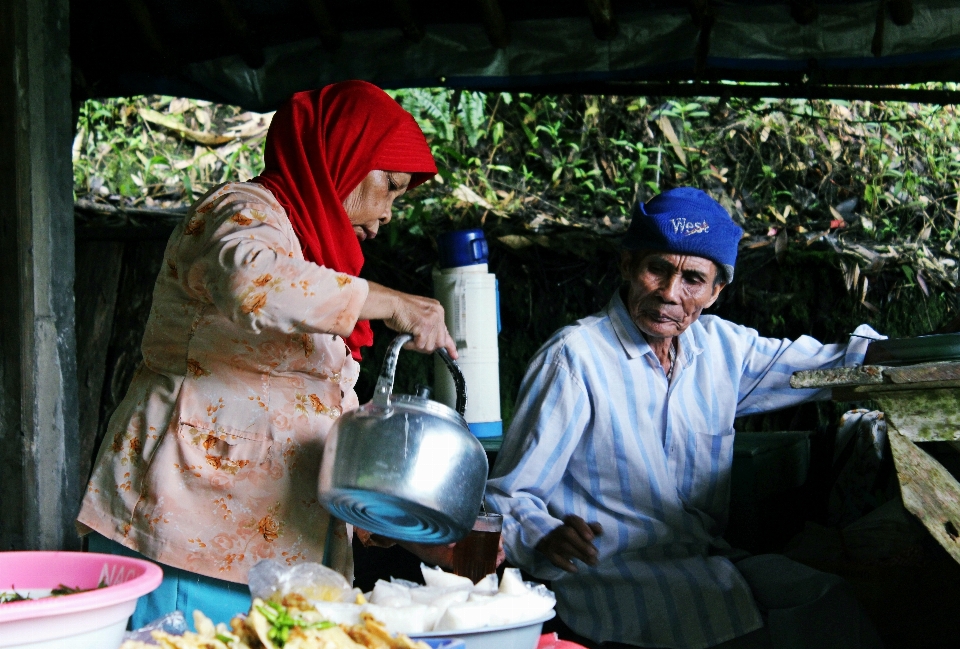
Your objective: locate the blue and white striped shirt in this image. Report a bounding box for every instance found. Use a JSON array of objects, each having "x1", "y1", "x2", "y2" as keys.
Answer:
[{"x1": 486, "y1": 291, "x2": 875, "y2": 649}]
